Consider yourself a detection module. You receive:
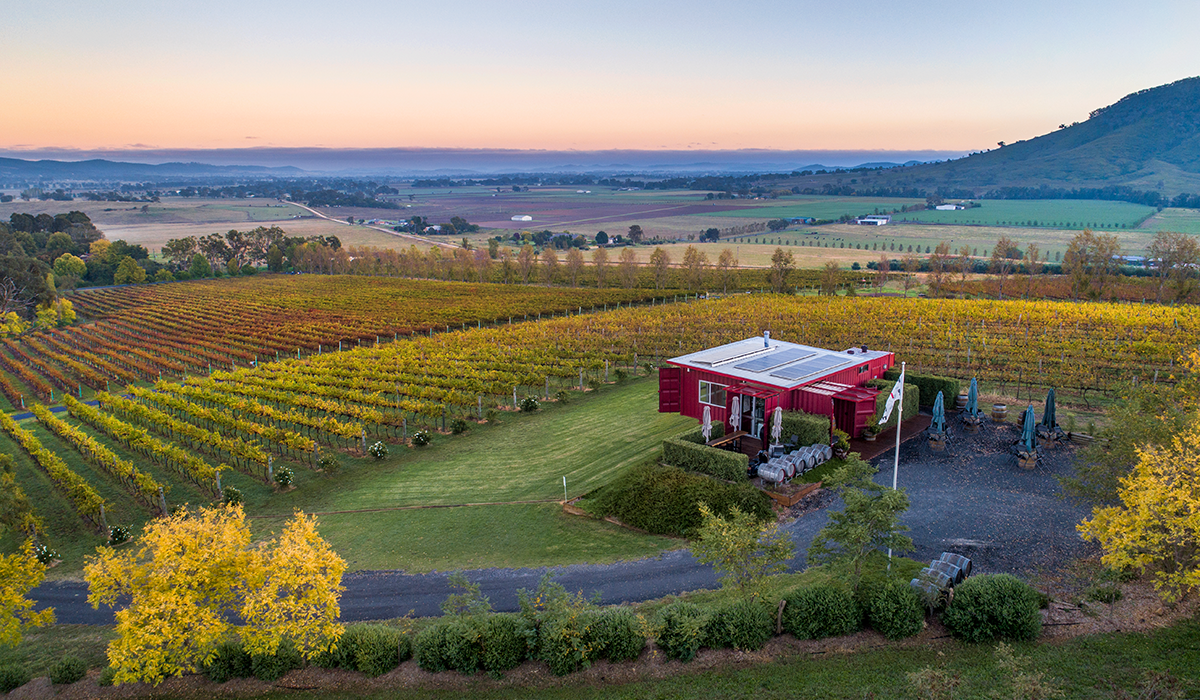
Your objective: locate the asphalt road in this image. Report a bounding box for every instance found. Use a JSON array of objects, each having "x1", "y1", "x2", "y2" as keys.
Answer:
[{"x1": 37, "y1": 419, "x2": 1096, "y2": 624}]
